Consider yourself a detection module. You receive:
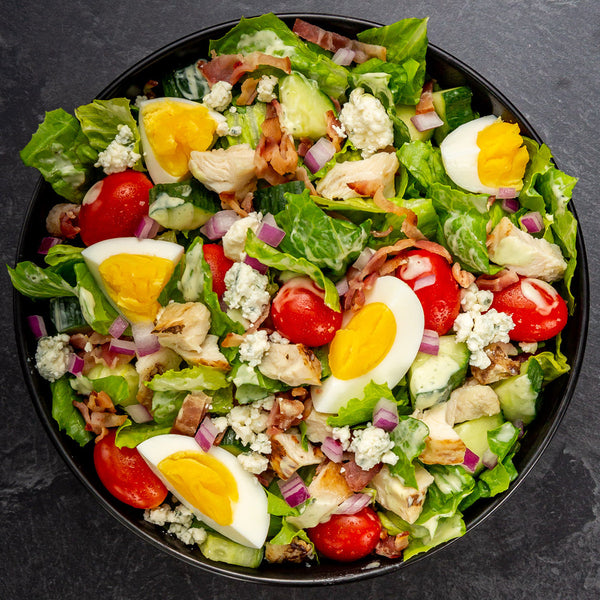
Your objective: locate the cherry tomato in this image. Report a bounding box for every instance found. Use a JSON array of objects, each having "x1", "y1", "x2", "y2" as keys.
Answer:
[
  {"x1": 202, "y1": 243, "x2": 234, "y2": 297},
  {"x1": 271, "y1": 276, "x2": 343, "y2": 346},
  {"x1": 79, "y1": 170, "x2": 153, "y2": 246},
  {"x1": 307, "y1": 506, "x2": 382, "y2": 562},
  {"x1": 93, "y1": 430, "x2": 167, "y2": 509},
  {"x1": 396, "y1": 249, "x2": 460, "y2": 335},
  {"x1": 490, "y1": 276, "x2": 568, "y2": 342}
]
